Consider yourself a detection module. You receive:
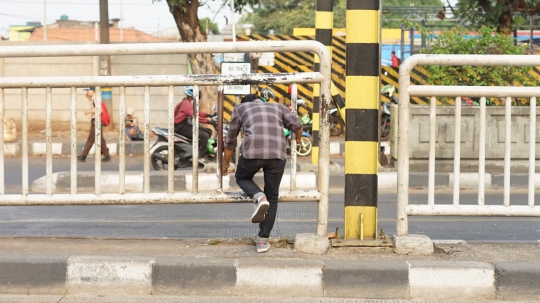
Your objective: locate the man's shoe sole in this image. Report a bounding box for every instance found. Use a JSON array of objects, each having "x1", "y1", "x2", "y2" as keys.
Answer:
[{"x1": 251, "y1": 201, "x2": 269, "y2": 223}]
